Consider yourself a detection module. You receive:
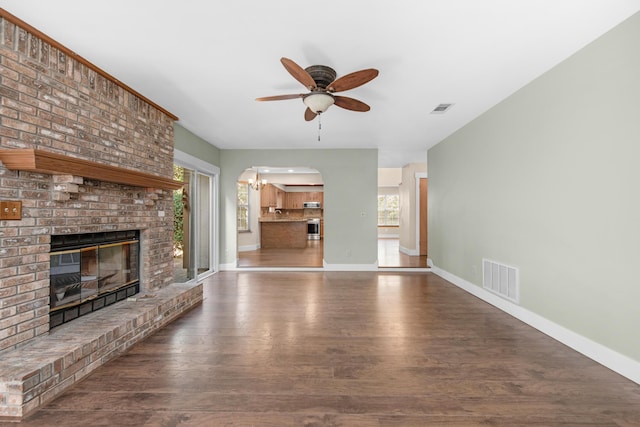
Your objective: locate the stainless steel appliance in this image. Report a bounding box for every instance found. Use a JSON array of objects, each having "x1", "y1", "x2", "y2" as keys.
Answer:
[
  {"x1": 307, "y1": 218, "x2": 320, "y2": 240},
  {"x1": 303, "y1": 201, "x2": 321, "y2": 209}
]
